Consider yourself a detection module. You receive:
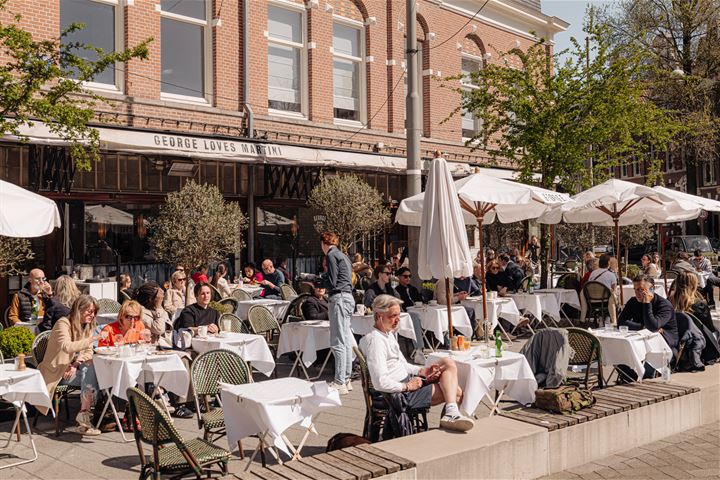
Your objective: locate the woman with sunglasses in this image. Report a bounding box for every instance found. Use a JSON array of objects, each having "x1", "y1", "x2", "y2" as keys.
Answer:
[
  {"x1": 38, "y1": 294, "x2": 101, "y2": 435},
  {"x1": 485, "y1": 260, "x2": 512, "y2": 296},
  {"x1": 164, "y1": 270, "x2": 190, "y2": 316},
  {"x1": 99, "y1": 300, "x2": 146, "y2": 346}
]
